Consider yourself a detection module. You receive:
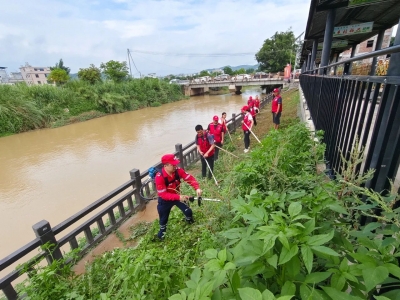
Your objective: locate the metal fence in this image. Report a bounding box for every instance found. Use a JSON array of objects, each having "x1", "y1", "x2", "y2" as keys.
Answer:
[
  {"x1": 300, "y1": 44, "x2": 400, "y2": 195},
  {"x1": 0, "y1": 94, "x2": 273, "y2": 300}
]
